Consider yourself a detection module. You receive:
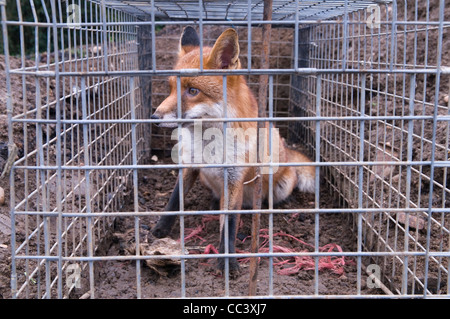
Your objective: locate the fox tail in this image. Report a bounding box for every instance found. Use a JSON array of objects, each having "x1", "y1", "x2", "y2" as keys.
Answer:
[{"x1": 286, "y1": 147, "x2": 315, "y2": 193}]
